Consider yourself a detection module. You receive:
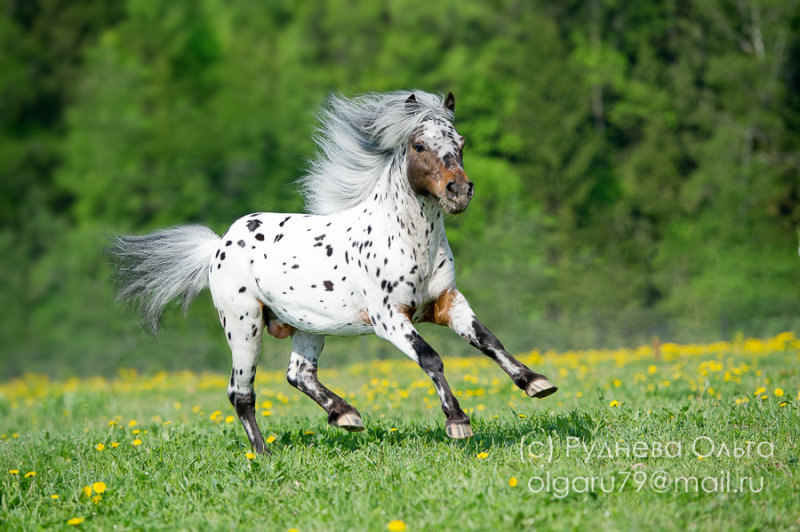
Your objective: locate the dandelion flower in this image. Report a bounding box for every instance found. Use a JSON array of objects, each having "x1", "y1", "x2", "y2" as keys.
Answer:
[
  {"x1": 477, "y1": 452, "x2": 489, "y2": 459},
  {"x1": 245, "y1": 452, "x2": 256, "y2": 460},
  {"x1": 774, "y1": 388, "x2": 784, "y2": 397},
  {"x1": 132, "y1": 439, "x2": 142, "y2": 446},
  {"x1": 24, "y1": 471, "x2": 35, "y2": 478},
  {"x1": 266, "y1": 435, "x2": 276, "y2": 444},
  {"x1": 608, "y1": 400, "x2": 619, "y2": 407},
  {"x1": 509, "y1": 477, "x2": 518, "y2": 487},
  {"x1": 389, "y1": 427, "x2": 398, "y2": 432},
  {"x1": 304, "y1": 431, "x2": 314, "y2": 435},
  {"x1": 387, "y1": 520, "x2": 407, "y2": 531},
  {"x1": 95, "y1": 443, "x2": 106, "y2": 451},
  {"x1": 128, "y1": 420, "x2": 137, "y2": 427},
  {"x1": 613, "y1": 379, "x2": 622, "y2": 387},
  {"x1": 110, "y1": 442, "x2": 119, "y2": 448},
  {"x1": 132, "y1": 429, "x2": 141, "y2": 435},
  {"x1": 225, "y1": 416, "x2": 235, "y2": 423},
  {"x1": 91, "y1": 495, "x2": 102, "y2": 504},
  {"x1": 753, "y1": 387, "x2": 766, "y2": 396},
  {"x1": 50, "y1": 494, "x2": 59, "y2": 499},
  {"x1": 9, "y1": 469, "x2": 19, "y2": 475},
  {"x1": 92, "y1": 482, "x2": 107, "y2": 494},
  {"x1": 66, "y1": 517, "x2": 85, "y2": 526},
  {"x1": 83, "y1": 486, "x2": 92, "y2": 497}
]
